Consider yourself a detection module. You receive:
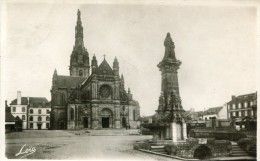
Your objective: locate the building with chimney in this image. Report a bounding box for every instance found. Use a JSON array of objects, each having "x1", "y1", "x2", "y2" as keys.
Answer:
[
  {"x1": 10, "y1": 91, "x2": 51, "y2": 130},
  {"x1": 226, "y1": 92, "x2": 257, "y2": 131},
  {"x1": 10, "y1": 91, "x2": 27, "y2": 129},
  {"x1": 50, "y1": 10, "x2": 140, "y2": 130}
]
